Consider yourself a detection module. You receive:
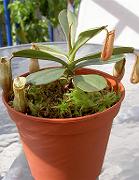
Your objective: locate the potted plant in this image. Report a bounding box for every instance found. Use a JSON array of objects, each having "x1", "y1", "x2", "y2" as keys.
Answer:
[{"x1": 0, "y1": 9, "x2": 139, "y2": 180}]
